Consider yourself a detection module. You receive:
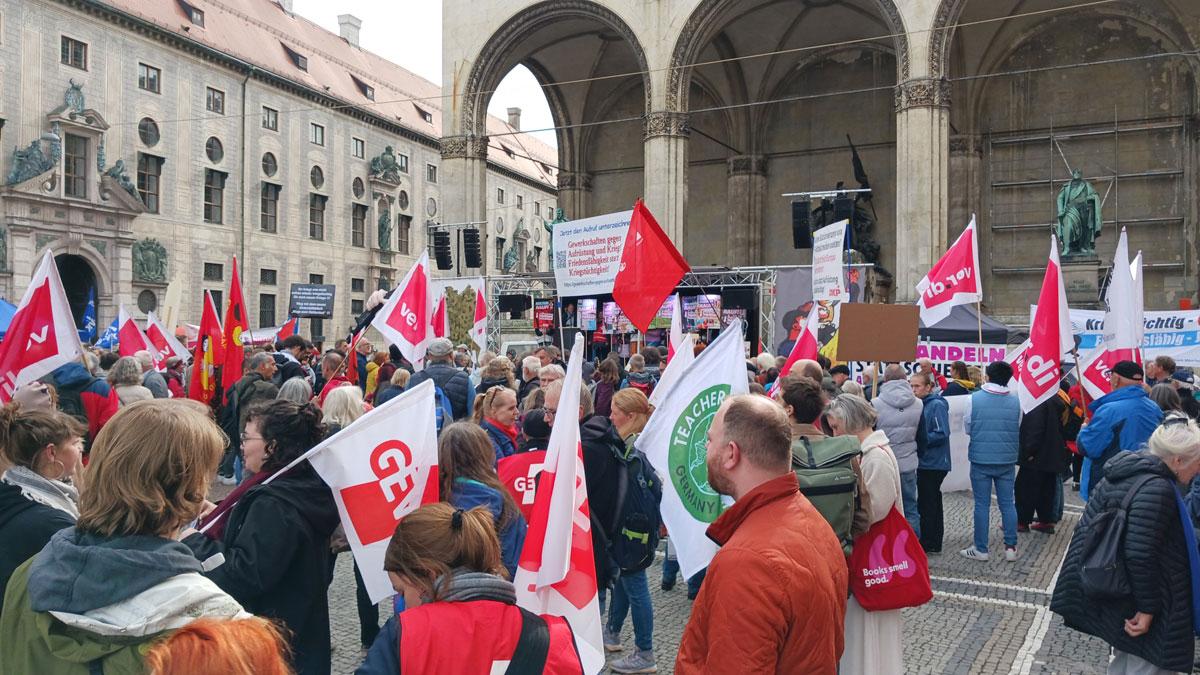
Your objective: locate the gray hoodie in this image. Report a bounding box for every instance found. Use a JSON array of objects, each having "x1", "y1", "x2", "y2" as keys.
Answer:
[{"x1": 873, "y1": 379, "x2": 924, "y2": 474}]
